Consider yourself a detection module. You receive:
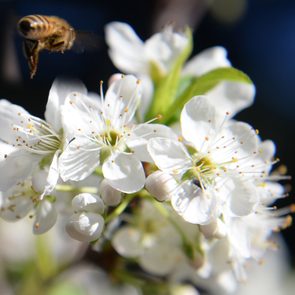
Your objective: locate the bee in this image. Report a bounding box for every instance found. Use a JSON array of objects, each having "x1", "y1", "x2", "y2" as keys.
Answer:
[{"x1": 18, "y1": 15, "x2": 76, "y2": 79}]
